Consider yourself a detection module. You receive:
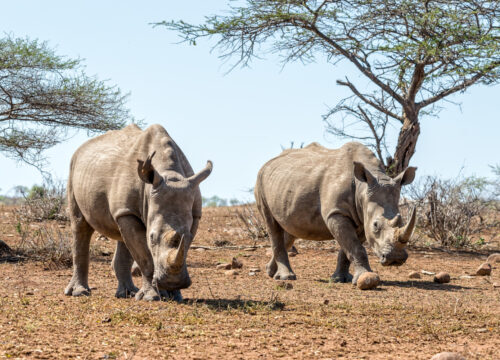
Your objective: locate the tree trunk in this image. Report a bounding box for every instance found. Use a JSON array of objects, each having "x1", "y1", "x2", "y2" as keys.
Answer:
[{"x1": 388, "y1": 113, "x2": 420, "y2": 176}]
